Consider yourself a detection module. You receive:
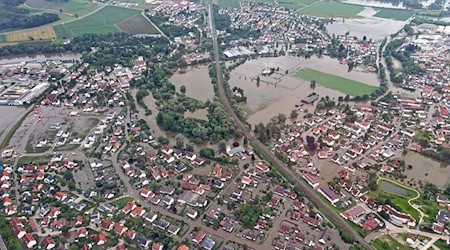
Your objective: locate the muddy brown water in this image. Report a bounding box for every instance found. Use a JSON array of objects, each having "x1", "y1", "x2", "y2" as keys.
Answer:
[
  {"x1": 169, "y1": 65, "x2": 215, "y2": 102},
  {"x1": 228, "y1": 56, "x2": 379, "y2": 125}
]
